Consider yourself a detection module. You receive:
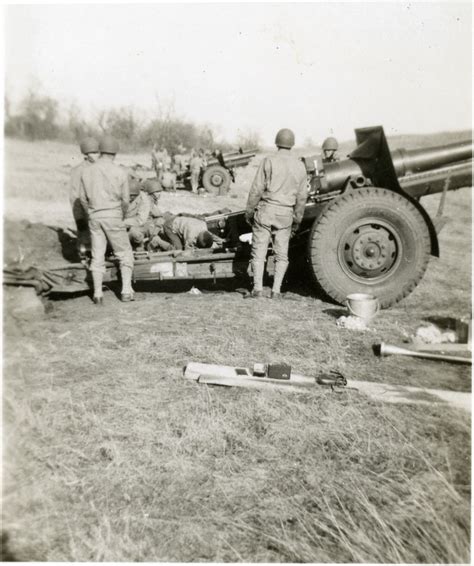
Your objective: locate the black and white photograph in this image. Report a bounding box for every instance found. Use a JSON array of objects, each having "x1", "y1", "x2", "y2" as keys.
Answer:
[{"x1": 2, "y1": 1, "x2": 472, "y2": 562}]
